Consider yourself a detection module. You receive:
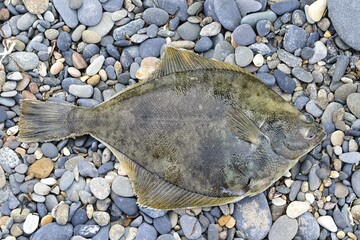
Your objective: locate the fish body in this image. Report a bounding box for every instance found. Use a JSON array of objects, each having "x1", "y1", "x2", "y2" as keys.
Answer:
[{"x1": 19, "y1": 47, "x2": 326, "y2": 209}]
